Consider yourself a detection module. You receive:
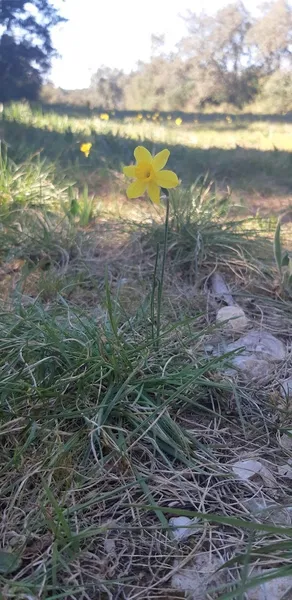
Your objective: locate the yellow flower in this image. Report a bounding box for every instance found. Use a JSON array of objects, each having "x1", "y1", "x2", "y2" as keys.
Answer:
[
  {"x1": 80, "y1": 142, "x2": 92, "y2": 158},
  {"x1": 175, "y1": 117, "x2": 182, "y2": 126},
  {"x1": 100, "y1": 113, "x2": 109, "y2": 121},
  {"x1": 123, "y1": 145, "x2": 179, "y2": 205},
  {"x1": 136, "y1": 113, "x2": 143, "y2": 121}
]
